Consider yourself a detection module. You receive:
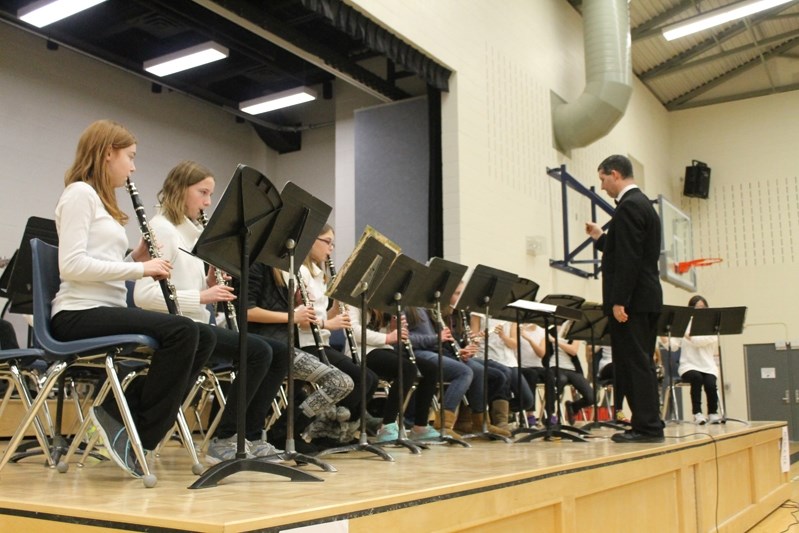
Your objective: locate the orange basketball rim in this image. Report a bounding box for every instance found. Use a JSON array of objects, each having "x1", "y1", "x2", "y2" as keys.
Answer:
[{"x1": 673, "y1": 258, "x2": 723, "y2": 274}]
